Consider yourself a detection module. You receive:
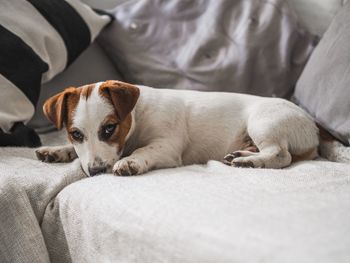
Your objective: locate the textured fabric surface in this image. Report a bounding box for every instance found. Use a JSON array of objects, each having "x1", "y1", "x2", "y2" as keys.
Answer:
[
  {"x1": 42, "y1": 158, "x2": 350, "y2": 263},
  {"x1": 0, "y1": 131, "x2": 85, "y2": 263},
  {"x1": 98, "y1": 0, "x2": 315, "y2": 98},
  {"x1": 0, "y1": 0, "x2": 110, "y2": 132},
  {"x1": 28, "y1": 42, "x2": 123, "y2": 133},
  {"x1": 293, "y1": 1, "x2": 350, "y2": 145},
  {"x1": 1, "y1": 131, "x2": 350, "y2": 262}
]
